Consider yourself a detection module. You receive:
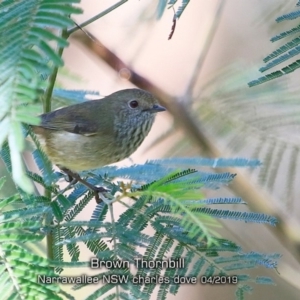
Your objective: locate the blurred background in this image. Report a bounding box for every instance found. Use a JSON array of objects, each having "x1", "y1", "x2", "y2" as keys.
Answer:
[{"x1": 7, "y1": 0, "x2": 300, "y2": 299}]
